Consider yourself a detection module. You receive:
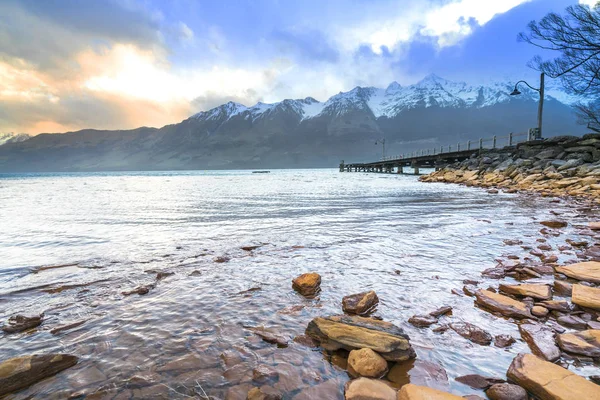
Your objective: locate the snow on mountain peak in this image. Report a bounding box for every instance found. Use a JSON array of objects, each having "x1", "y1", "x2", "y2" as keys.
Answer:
[{"x1": 385, "y1": 81, "x2": 402, "y2": 93}]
